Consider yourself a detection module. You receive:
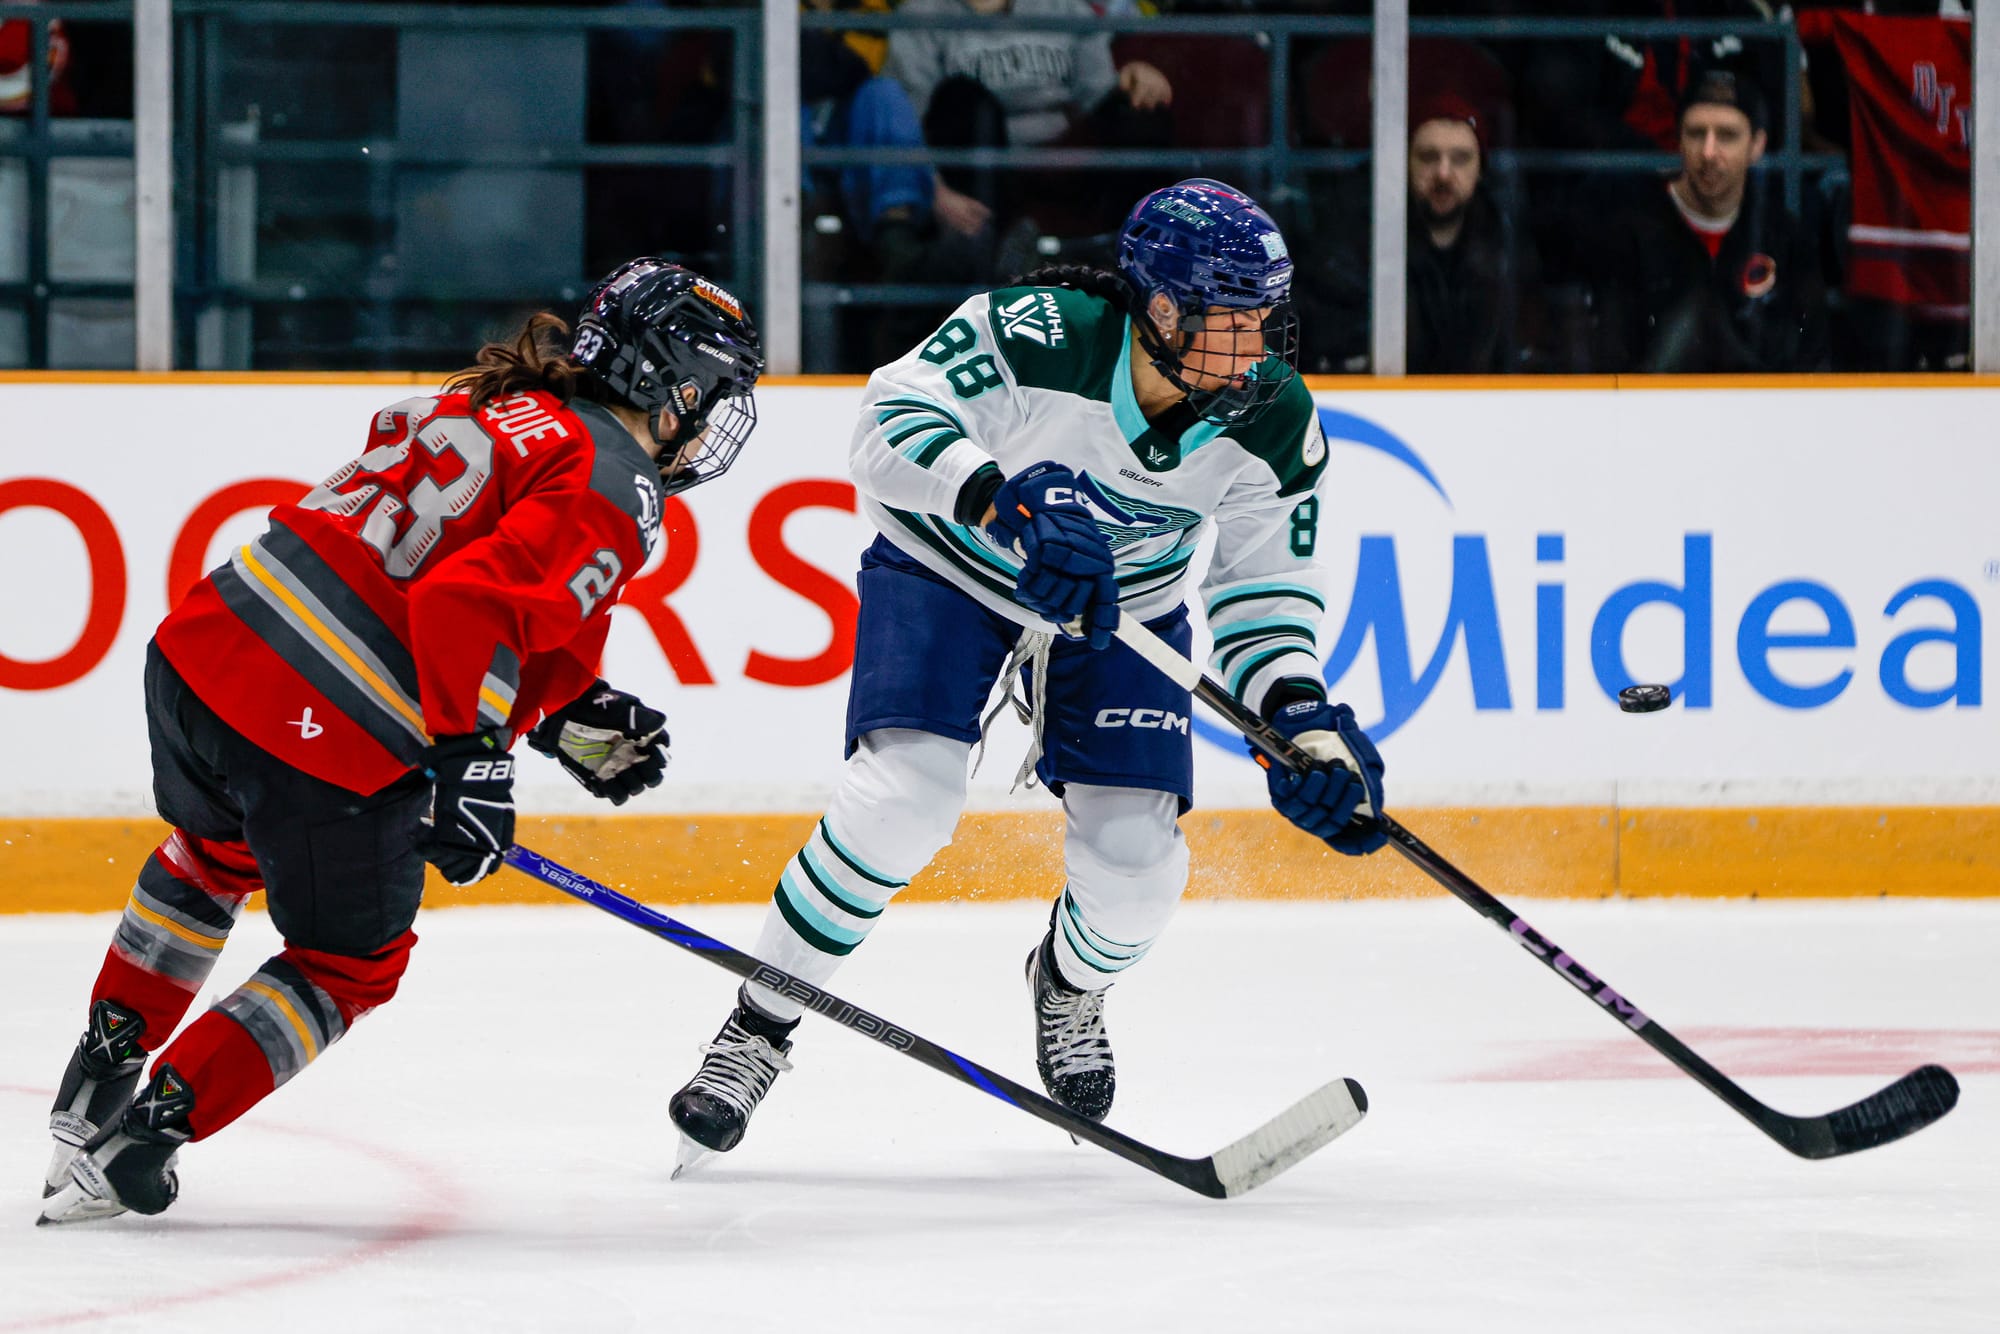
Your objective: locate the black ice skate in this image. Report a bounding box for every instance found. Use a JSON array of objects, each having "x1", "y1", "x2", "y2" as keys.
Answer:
[
  {"x1": 1026, "y1": 932, "x2": 1115, "y2": 1122},
  {"x1": 40, "y1": 1063, "x2": 194, "y2": 1225},
  {"x1": 668, "y1": 989, "x2": 798, "y2": 1176},
  {"x1": 45, "y1": 999, "x2": 148, "y2": 1196}
]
